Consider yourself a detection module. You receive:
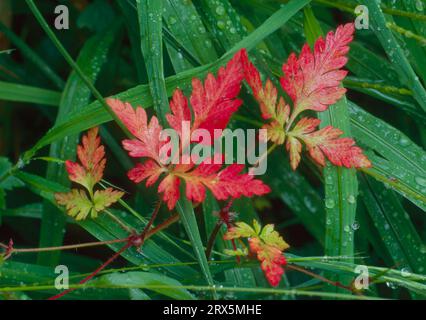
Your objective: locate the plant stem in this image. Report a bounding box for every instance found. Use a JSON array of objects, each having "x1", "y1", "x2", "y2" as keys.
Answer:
[
  {"x1": 145, "y1": 213, "x2": 180, "y2": 240},
  {"x1": 2, "y1": 238, "x2": 128, "y2": 255},
  {"x1": 206, "y1": 221, "x2": 223, "y2": 260},
  {"x1": 48, "y1": 242, "x2": 132, "y2": 300},
  {"x1": 139, "y1": 201, "x2": 162, "y2": 240},
  {"x1": 287, "y1": 264, "x2": 354, "y2": 293},
  {"x1": 49, "y1": 201, "x2": 163, "y2": 300},
  {"x1": 249, "y1": 143, "x2": 277, "y2": 175}
]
